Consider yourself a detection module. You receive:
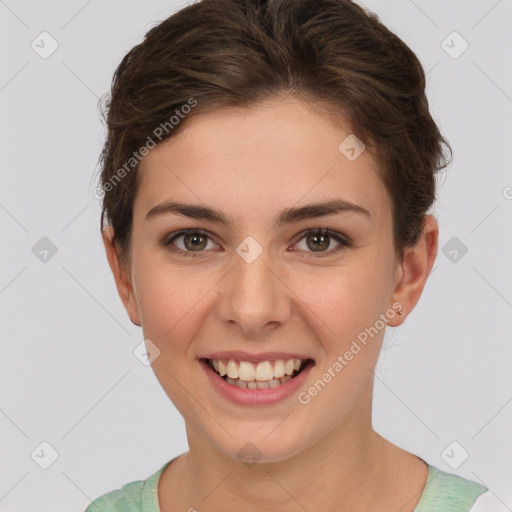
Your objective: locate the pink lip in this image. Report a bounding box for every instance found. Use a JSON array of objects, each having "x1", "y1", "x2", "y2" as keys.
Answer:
[
  {"x1": 198, "y1": 350, "x2": 313, "y2": 364},
  {"x1": 199, "y1": 358, "x2": 315, "y2": 406}
]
